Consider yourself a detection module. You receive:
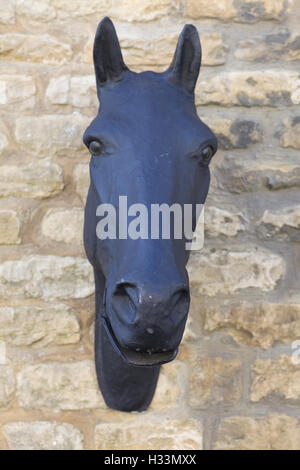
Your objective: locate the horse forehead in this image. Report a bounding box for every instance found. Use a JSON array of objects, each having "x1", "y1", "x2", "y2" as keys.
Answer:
[{"x1": 100, "y1": 72, "x2": 192, "y2": 116}]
